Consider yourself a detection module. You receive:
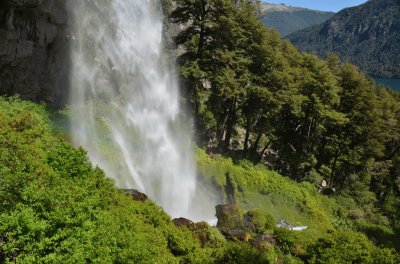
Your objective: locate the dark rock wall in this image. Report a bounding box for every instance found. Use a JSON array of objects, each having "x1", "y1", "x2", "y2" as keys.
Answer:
[
  {"x1": 0, "y1": 0, "x2": 70, "y2": 106},
  {"x1": 0, "y1": 0, "x2": 177, "y2": 106}
]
